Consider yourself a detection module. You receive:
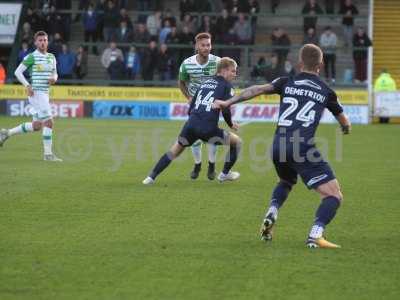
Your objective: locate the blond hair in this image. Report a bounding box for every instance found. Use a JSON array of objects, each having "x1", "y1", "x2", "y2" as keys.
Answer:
[
  {"x1": 299, "y1": 44, "x2": 323, "y2": 71},
  {"x1": 217, "y1": 57, "x2": 237, "y2": 73}
]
